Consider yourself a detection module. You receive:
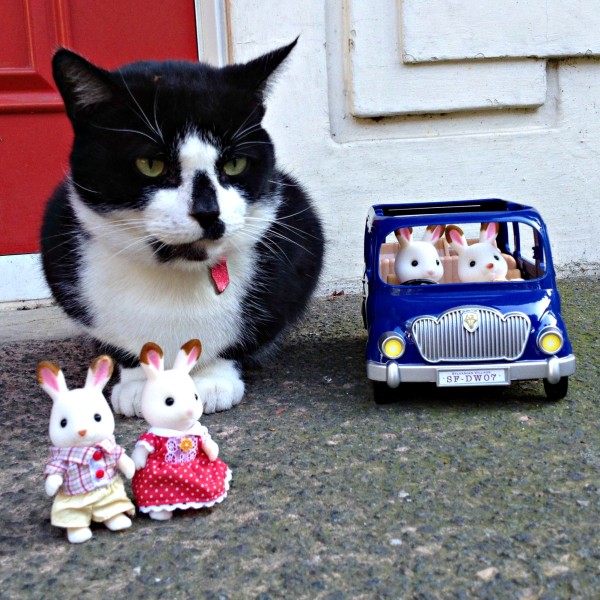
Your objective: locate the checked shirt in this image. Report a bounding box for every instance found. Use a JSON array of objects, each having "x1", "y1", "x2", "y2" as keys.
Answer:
[{"x1": 45, "y1": 436, "x2": 124, "y2": 496}]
